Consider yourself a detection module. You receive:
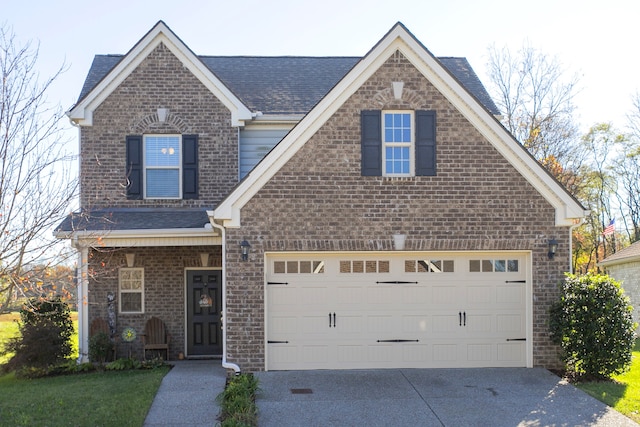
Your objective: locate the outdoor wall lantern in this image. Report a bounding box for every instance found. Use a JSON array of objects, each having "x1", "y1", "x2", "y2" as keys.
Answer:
[
  {"x1": 240, "y1": 239, "x2": 251, "y2": 262},
  {"x1": 548, "y1": 239, "x2": 558, "y2": 260}
]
